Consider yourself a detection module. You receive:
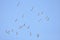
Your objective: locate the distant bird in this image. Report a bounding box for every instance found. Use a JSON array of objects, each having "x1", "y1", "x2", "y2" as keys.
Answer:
[
  {"x1": 38, "y1": 12, "x2": 40, "y2": 16},
  {"x1": 45, "y1": 16, "x2": 49, "y2": 21},
  {"x1": 22, "y1": 14, "x2": 24, "y2": 18},
  {"x1": 11, "y1": 29, "x2": 14, "y2": 32},
  {"x1": 30, "y1": 7, "x2": 34, "y2": 11},
  {"x1": 15, "y1": 18, "x2": 18, "y2": 22},
  {"x1": 27, "y1": 26, "x2": 30, "y2": 29},
  {"x1": 38, "y1": 19, "x2": 41, "y2": 22},
  {"x1": 17, "y1": 1, "x2": 20, "y2": 7},
  {"x1": 41, "y1": 11, "x2": 43, "y2": 15},
  {"x1": 5, "y1": 30, "x2": 10, "y2": 34},
  {"x1": 16, "y1": 32, "x2": 18, "y2": 36},
  {"x1": 30, "y1": 32, "x2": 32, "y2": 36},
  {"x1": 18, "y1": 24, "x2": 25, "y2": 29},
  {"x1": 18, "y1": 26, "x2": 23, "y2": 29},
  {"x1": 37, "y1": 33, "x2": 40, "y2": 38}
]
